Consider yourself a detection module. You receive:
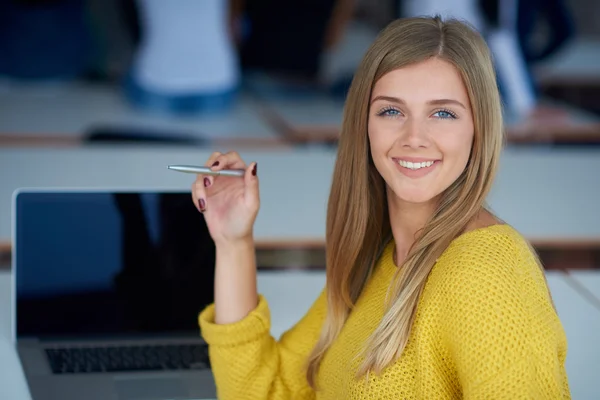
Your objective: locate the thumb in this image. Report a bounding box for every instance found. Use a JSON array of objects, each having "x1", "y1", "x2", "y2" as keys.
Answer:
[{"x1": 243, "y1": 162, "x2": 259, "y2": 210}]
